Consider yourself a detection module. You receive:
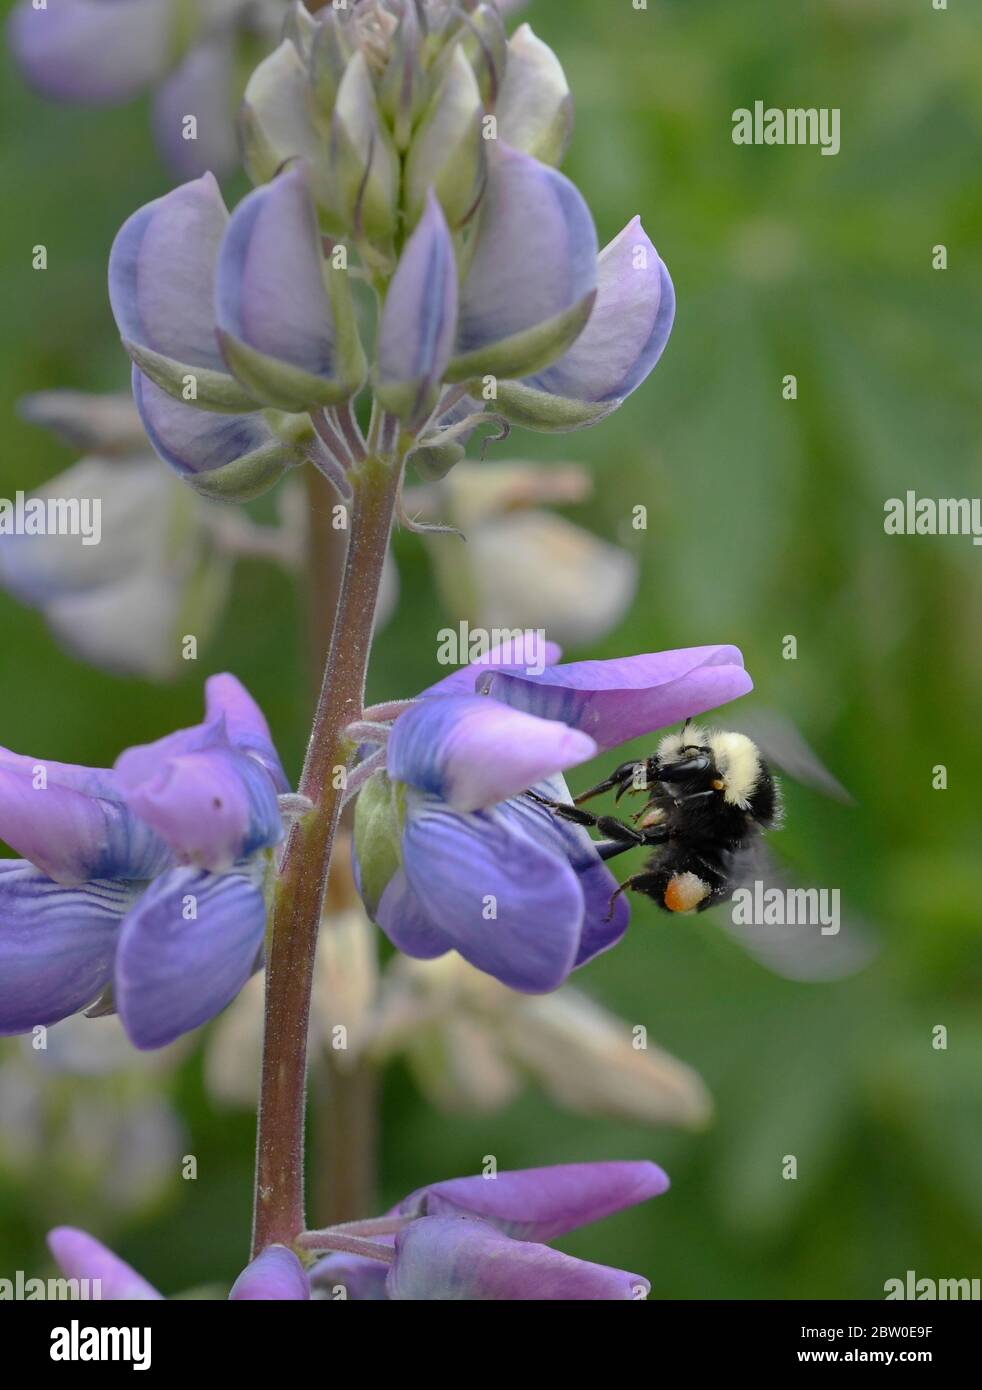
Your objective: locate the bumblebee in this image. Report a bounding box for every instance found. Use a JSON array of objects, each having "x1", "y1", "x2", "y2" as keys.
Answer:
[{"x1": 527, "y1": 721, "x2": 782, "y2": 916}]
